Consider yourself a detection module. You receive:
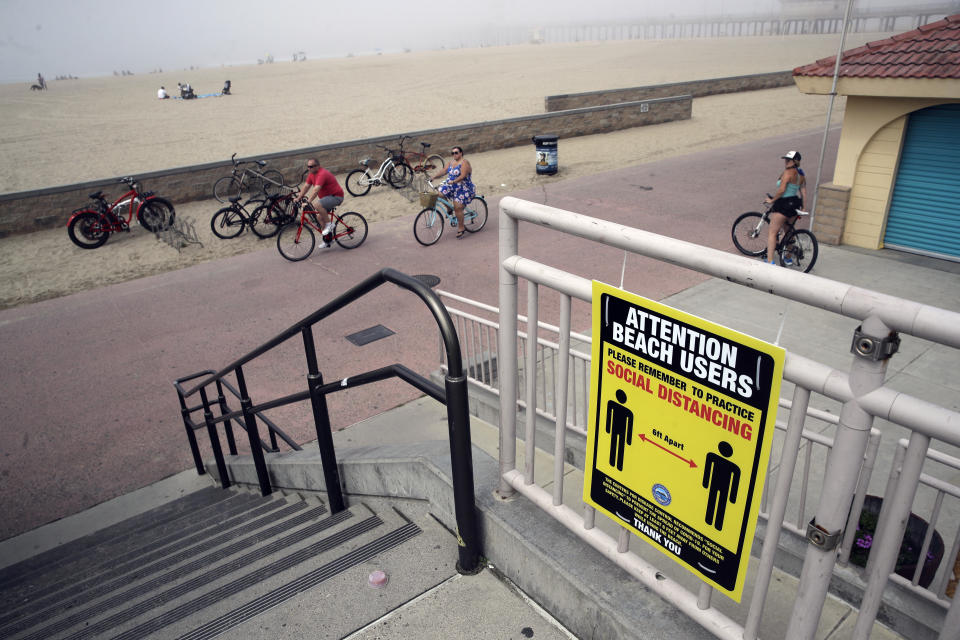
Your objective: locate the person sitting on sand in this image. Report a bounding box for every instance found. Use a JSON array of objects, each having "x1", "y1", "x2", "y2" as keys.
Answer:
[
  {"x1": 157, "y1": 86, "x2": 169, "y2": 99},
  {"x1": 221, "y1": 80, "x2": 231, "y2": 95},
  {"x1": 292, "y1": 159, "x2": 344, "y2": 249}
]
